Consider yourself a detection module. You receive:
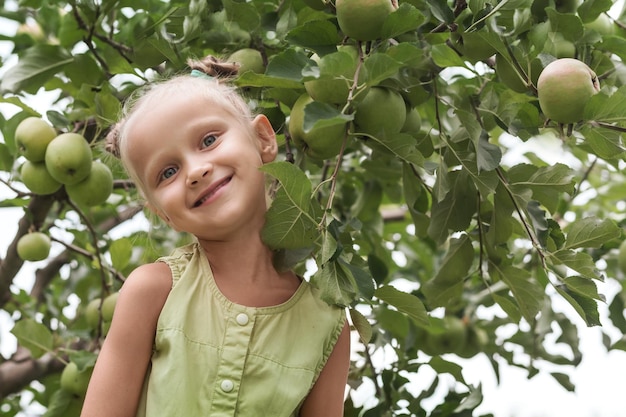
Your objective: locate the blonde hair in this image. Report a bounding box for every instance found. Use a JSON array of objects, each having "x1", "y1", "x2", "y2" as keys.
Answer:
[{"x1": 105, "y1": 55, "x2": 252, "y2": 195}]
